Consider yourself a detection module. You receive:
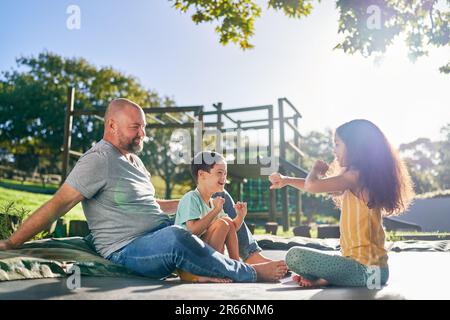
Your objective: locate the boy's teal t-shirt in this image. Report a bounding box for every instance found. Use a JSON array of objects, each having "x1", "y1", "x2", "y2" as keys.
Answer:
[{"x1": 175, "y1": 188, "x2": 228, "y2": 233}]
